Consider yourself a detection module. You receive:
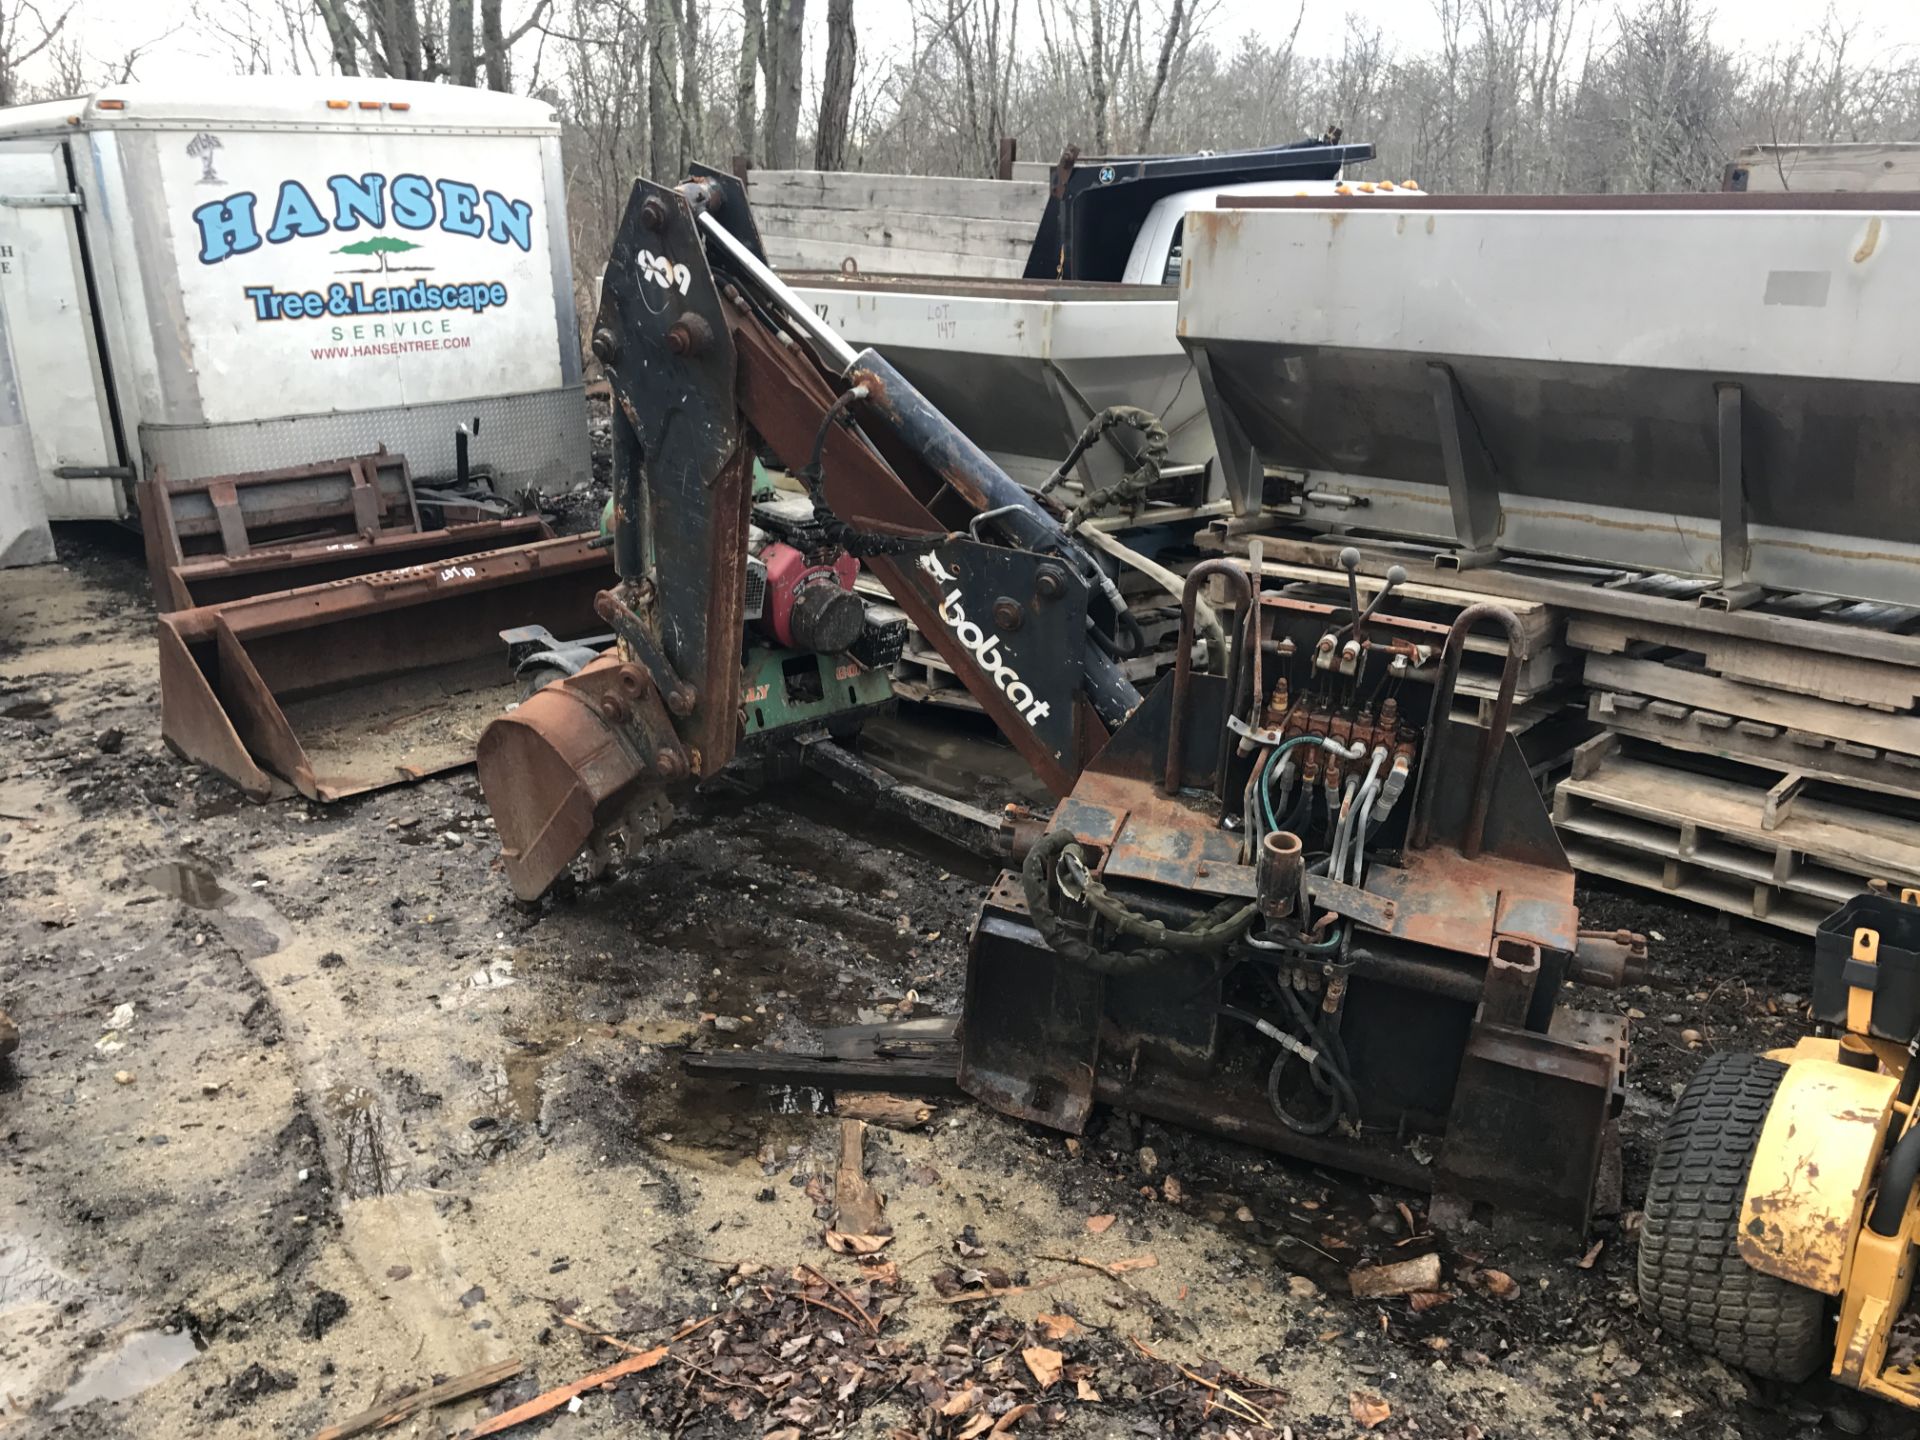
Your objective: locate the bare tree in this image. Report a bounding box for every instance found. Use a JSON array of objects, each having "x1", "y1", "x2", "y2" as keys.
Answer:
[
  {"x1": 194, "y1": 0, "x2": 324, "y2": 75},
  {"x1": 815, "y1": 0, "x2": 856, "y2": 169},
  {"x1": 736, "y1": 0, "x2": 763, "y2": 161},
  {"x1": 449, "y1": 0, "x2": 477, "y2": 85},
  {"x1": 0, "y1": 0, "x2": 72, "y2": 105},
  {"x1": 310, "y1": 0, "x2": 362, "y2": 75},
  {"x1": 1135, "y1": 0, "x2": 1204, "y2": 149},
  {"x1": 1084, "y1": 1, "x2": 1110, "y2": 150},
  {"x1": 646, "y1": 0, "x2": 677, "y2": 177},
  {"x1": 760, "y1": 0, "x2": 805, "y2": 167},
  {"x1": 677, "y1": 0, "x2": 703, "y2": 170}
]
